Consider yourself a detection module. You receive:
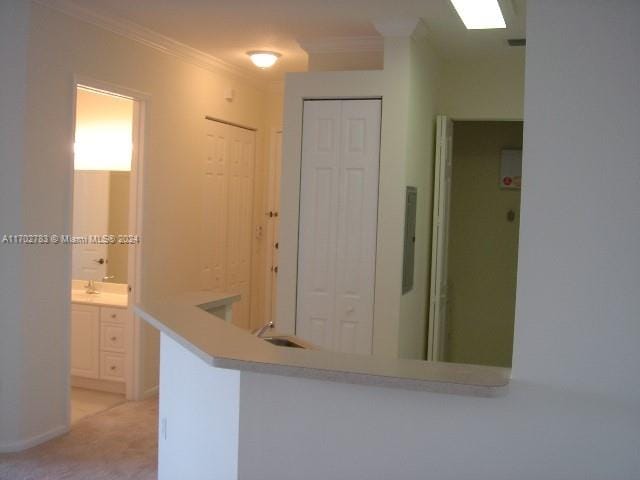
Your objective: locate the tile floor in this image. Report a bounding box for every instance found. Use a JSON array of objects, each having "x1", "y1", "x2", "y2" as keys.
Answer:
[{"x1": 70, "y1": 387, "x2": 126, "y2": 424}]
